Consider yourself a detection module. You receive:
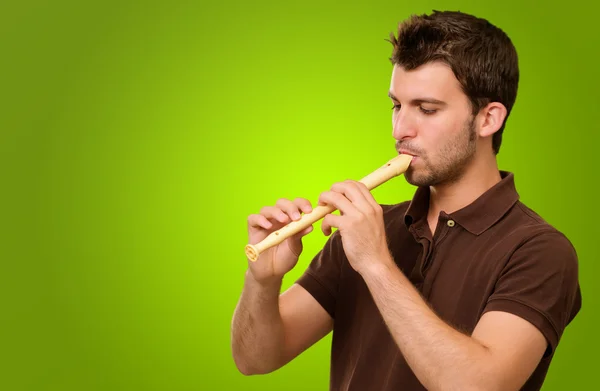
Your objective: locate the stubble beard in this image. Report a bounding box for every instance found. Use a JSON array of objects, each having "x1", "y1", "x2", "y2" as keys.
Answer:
[{"x1": 404, "y1": 116, "x2": 477, "y2": 187}]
